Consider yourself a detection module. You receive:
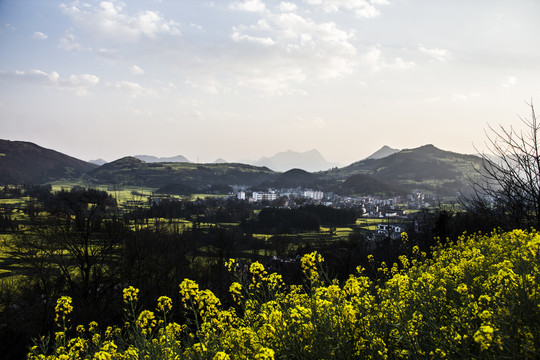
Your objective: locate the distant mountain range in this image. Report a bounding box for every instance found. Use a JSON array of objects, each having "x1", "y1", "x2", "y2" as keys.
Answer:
[
  {"x1": 0, "y1": 139, "x2": 484, "y2": 196},
  {"x1": 89, "y1": 158, "x2": 108, "y2": 166},
  {"x1": 91, "y1": 146, "x2": 399, "y2": 171},
  {"x1": 89, "y1": 155, "x2": 192, "y2": 166},
  {"x1": 134, "y1": 155, "x2": 191, "y2": 163},
  {"x1": 242, "y1": 149, "x2": 340, "y2": 172}
]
